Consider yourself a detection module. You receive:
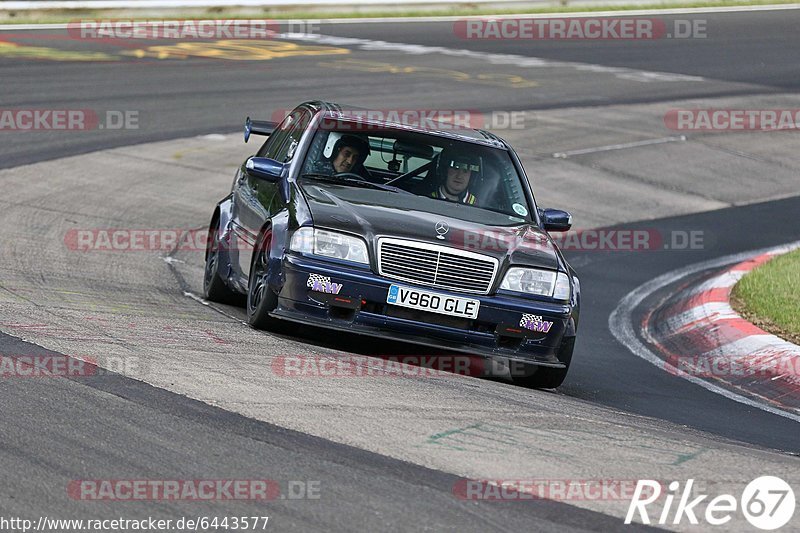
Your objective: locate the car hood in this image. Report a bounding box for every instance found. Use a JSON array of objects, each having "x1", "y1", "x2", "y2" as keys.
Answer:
[{"x1": 299, "y1": 183, "x2": 562, "y2": 271}]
